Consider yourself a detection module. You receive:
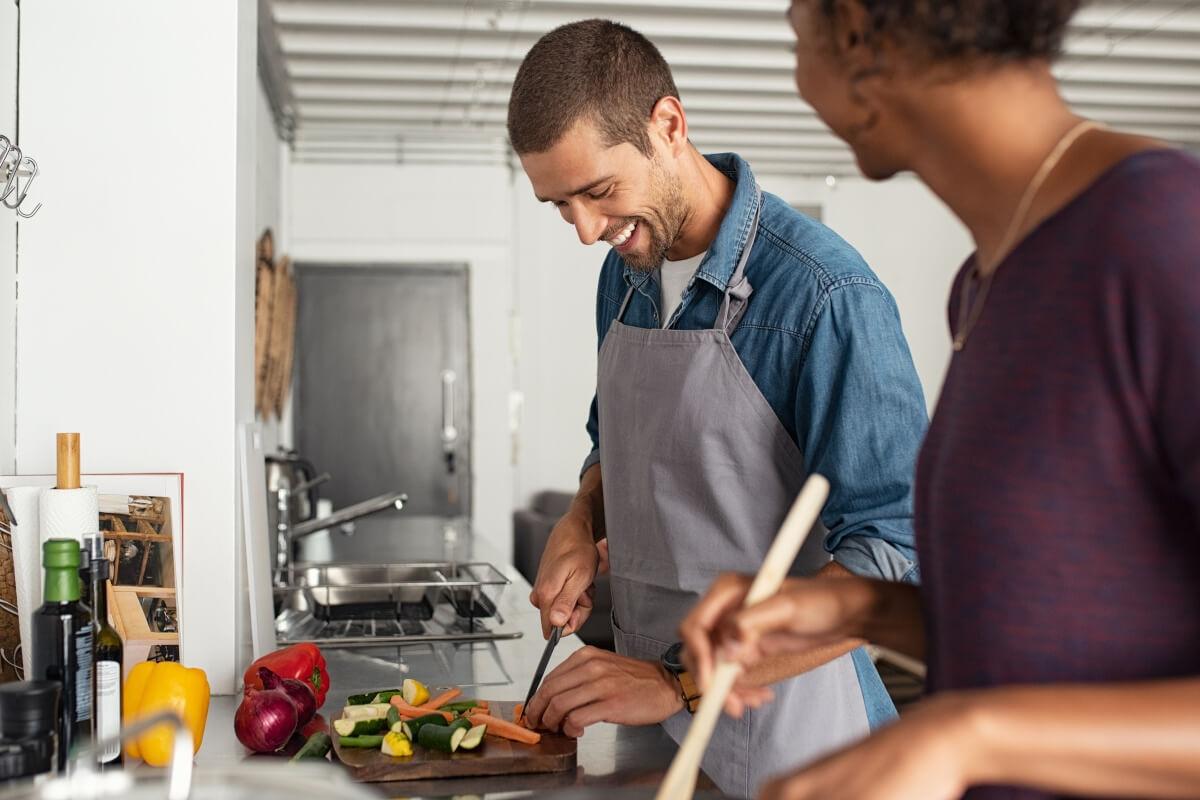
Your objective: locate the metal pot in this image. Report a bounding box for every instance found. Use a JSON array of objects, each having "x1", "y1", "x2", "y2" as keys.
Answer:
[
  {"x1": 0, "y1": 761, "x2": 380, "y2": 800},
  {"x1": 0, "y1": 712, "x2": 378, "y2": 800}
]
